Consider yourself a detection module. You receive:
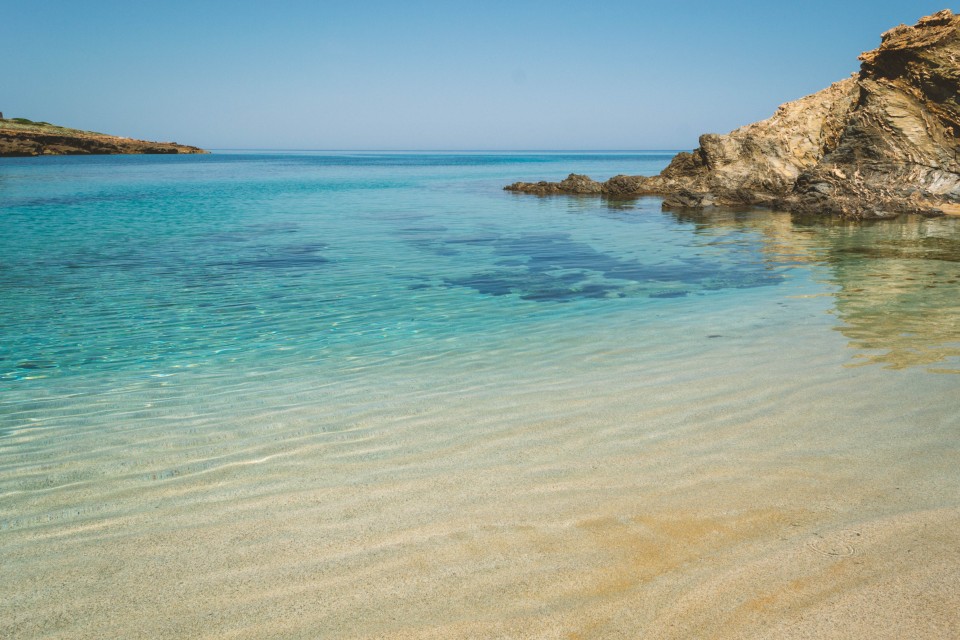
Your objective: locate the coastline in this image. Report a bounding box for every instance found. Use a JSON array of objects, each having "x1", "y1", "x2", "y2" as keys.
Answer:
[
  {"x1": 506, "y1": 11, "x2": 960, "y2": 220},
  {"x1": 0, "y1": 118, "x2": 206, "y2": 157},
  {"x1": 1, "y1": 152, "x2": 958, "y2": 638}
]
